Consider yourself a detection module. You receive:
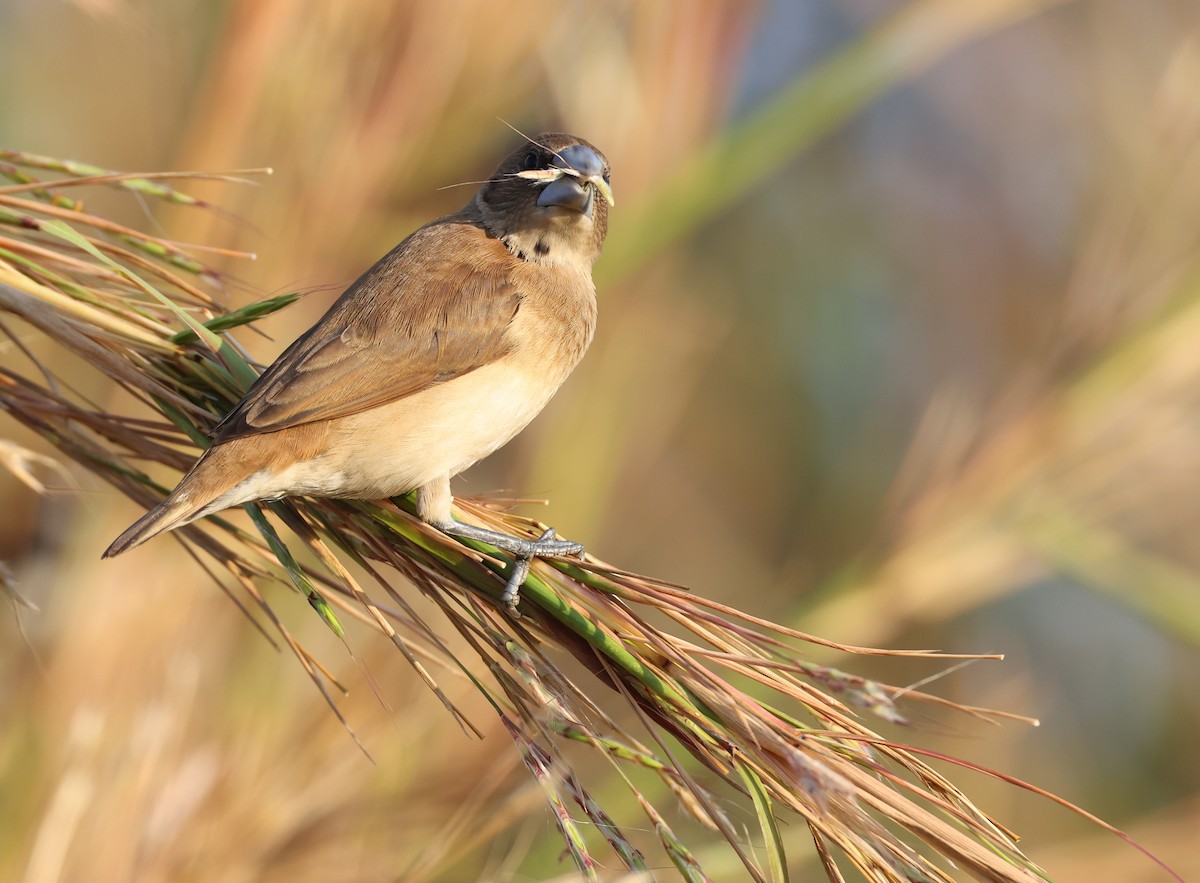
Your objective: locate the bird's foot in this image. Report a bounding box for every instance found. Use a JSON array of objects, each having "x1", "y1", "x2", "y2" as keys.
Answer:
[{"x1": 436, "y1": 521, "x2": 583, "y2": 617}]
